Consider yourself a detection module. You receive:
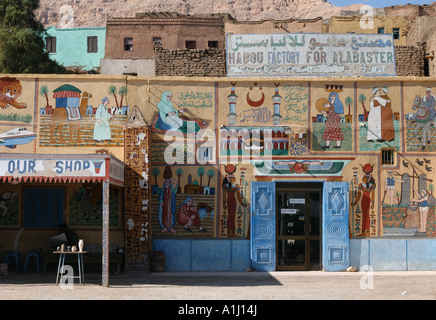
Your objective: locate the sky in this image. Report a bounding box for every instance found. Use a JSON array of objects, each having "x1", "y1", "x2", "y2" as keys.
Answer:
[{"x1": 328, "y1": 0, "x2": 433, "y2": 8}]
